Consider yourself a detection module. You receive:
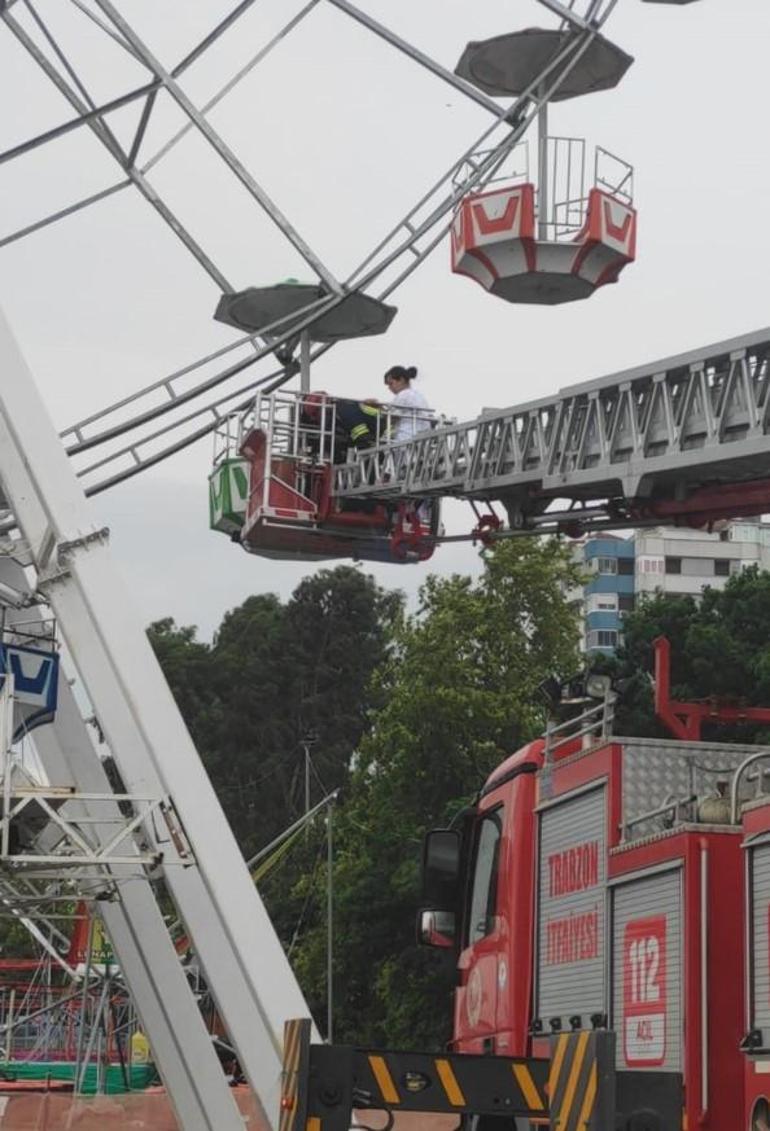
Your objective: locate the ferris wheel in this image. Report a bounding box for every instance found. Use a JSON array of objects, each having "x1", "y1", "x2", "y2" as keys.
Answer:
[{"x1": 0, "y1": 0, "x2": 700, "y2": 562}]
